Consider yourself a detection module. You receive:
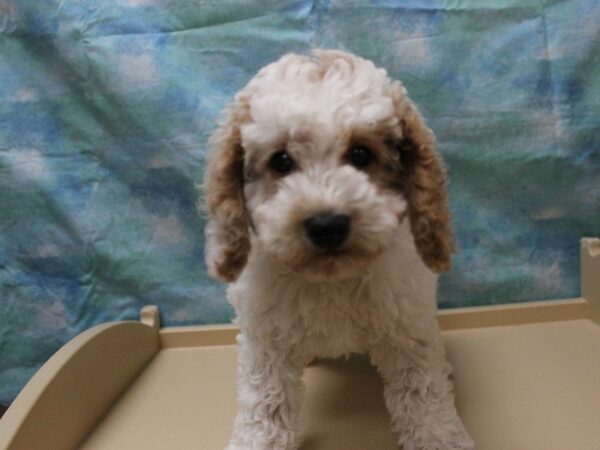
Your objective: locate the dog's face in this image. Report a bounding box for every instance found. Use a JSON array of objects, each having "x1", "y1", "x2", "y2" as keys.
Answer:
[{"x1": 204, "y1": 50, "x2": 455, "y2": 282}]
